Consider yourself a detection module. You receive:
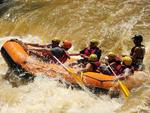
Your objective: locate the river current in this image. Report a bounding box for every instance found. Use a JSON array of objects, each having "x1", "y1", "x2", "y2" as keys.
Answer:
[{"x1": 0, "y1": 0, "x2": 150, "y2": 113}]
